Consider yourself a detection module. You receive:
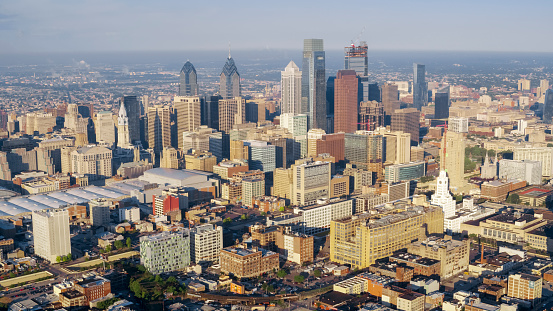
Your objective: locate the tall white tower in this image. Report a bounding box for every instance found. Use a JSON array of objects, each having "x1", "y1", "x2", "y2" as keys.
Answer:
[
  {"x1": 118, "y1": 101, "x2": 131, "y2": 148},
  {"x1": 281, "y1": 61, "x2": 302, "y2": 114},
  {"x1": 431, "y1": 170, "x2": 456, "y2": 219}
]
